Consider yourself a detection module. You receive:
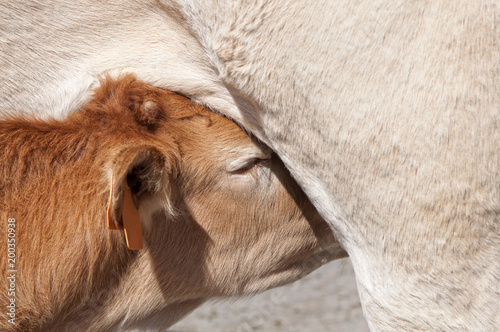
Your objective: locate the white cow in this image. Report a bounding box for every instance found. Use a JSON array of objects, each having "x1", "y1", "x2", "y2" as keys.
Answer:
[{"x1": 1, "y1": 1, "x2": 499, "y2": 331}]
